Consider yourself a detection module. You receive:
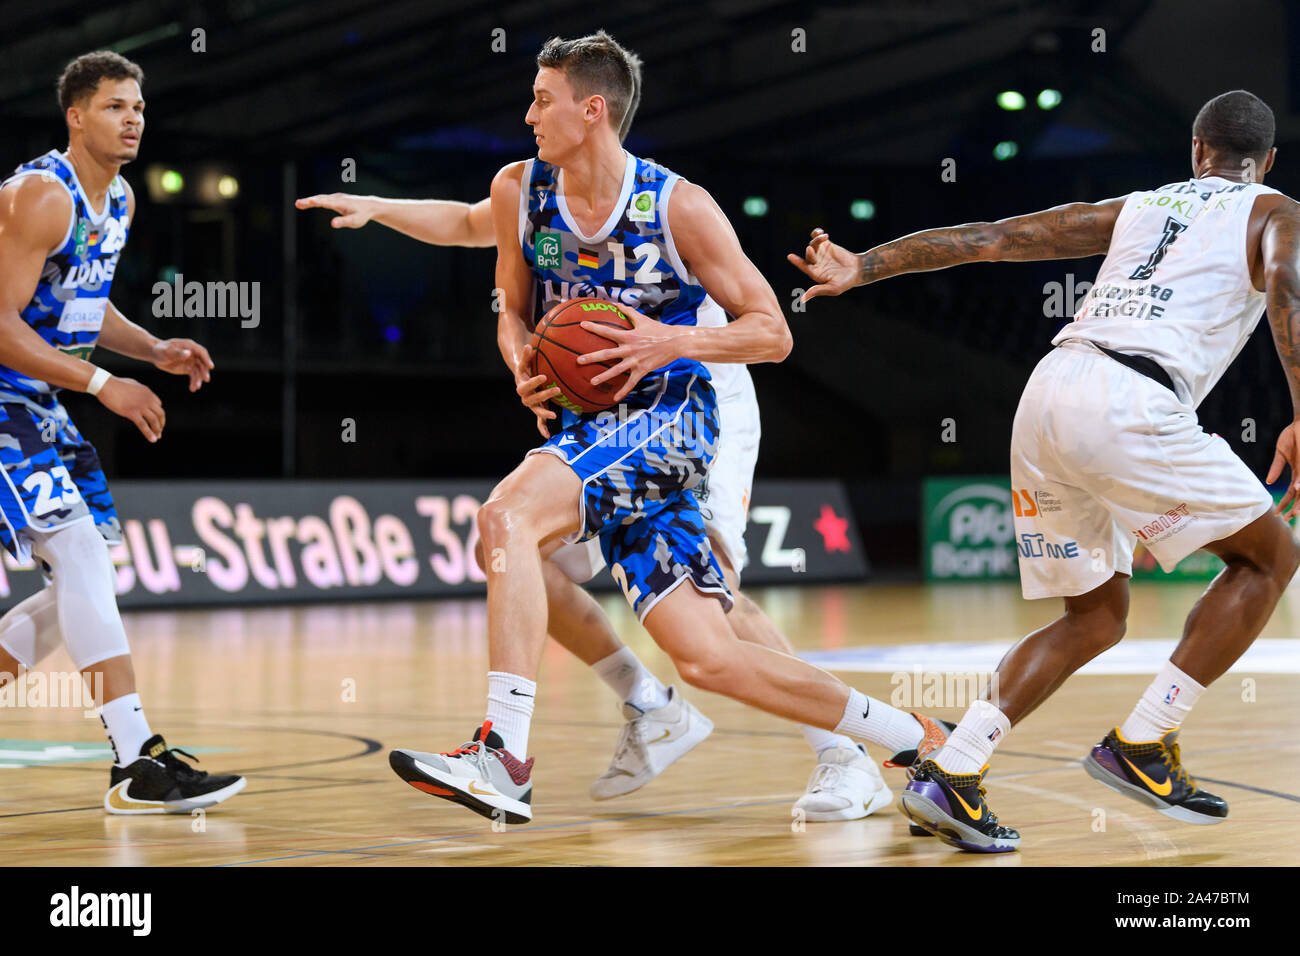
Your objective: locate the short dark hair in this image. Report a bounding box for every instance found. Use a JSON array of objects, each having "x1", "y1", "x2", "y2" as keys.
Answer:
[
  {"x1": 537, "y1": 31, "x2": 639, "y2": 137},
  {"x1": 57, "y1": 51, "x2": 144, "y2": 113},
  {"x1": 616, "y1": 50, "x2": 643, "y2": 143},
  {"x1": 1193, "y1": 90, "x2": 1274, "y2": 162}
]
